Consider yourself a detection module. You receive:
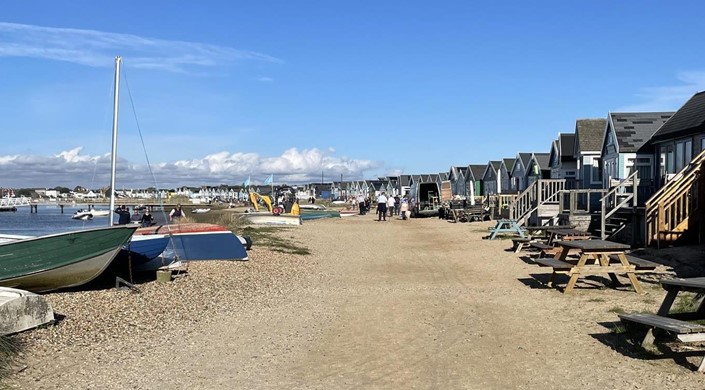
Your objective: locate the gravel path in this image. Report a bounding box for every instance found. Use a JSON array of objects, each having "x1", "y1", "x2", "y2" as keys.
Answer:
[{"x1": 6, "y1": 216, "x2": 705, "y2": 389}]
